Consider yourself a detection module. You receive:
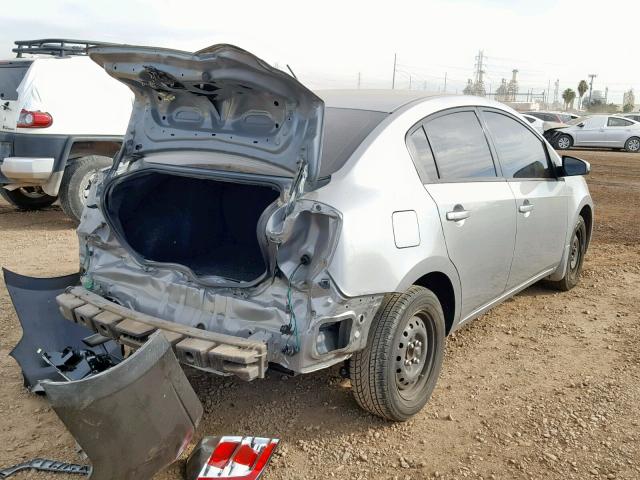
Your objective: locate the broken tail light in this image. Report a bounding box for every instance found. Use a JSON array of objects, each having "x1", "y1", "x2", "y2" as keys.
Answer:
[
  {"x1": 186, "y1": 436, "x2": 279, "y2": 480},
  {"x1": 17, "y1": 109, "x2": 53, "y2": 128}
]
